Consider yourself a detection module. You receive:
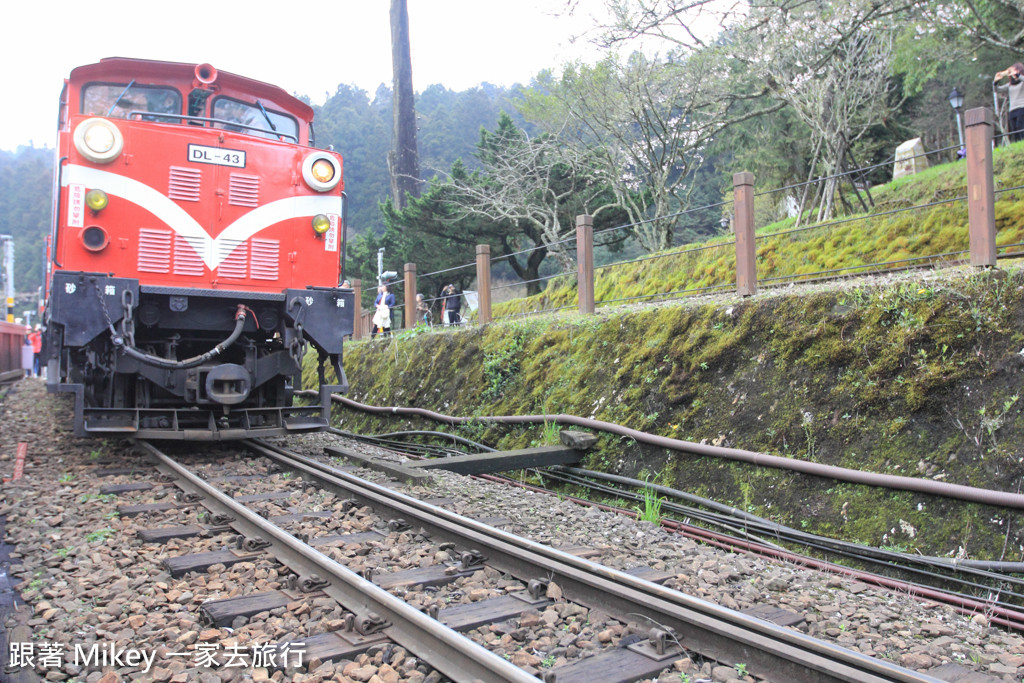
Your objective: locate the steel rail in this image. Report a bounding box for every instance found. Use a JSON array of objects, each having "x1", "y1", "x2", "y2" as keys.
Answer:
[
  {"x1": 246, "y1": 439, "x2": 941, "y2": 683},
  {"x1": 134, "y1": 440, "x2": 536, "y2": 683}
]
